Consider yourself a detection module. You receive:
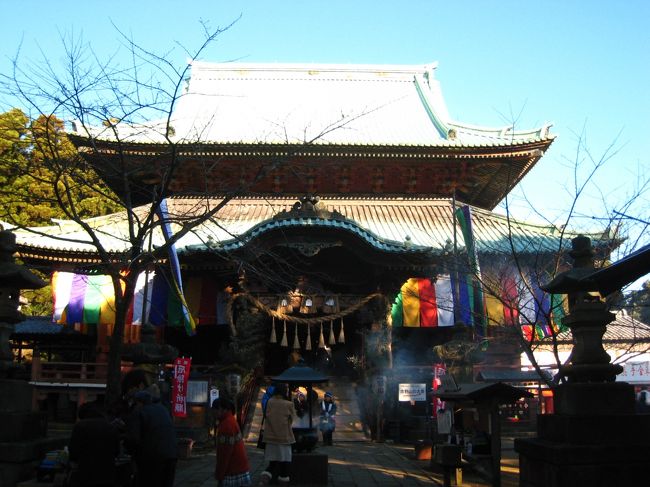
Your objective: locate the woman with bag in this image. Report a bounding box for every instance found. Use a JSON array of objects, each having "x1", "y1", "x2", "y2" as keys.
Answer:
[{"x1": 258, "y1": 384, "x2": 295, "y2": 486}]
